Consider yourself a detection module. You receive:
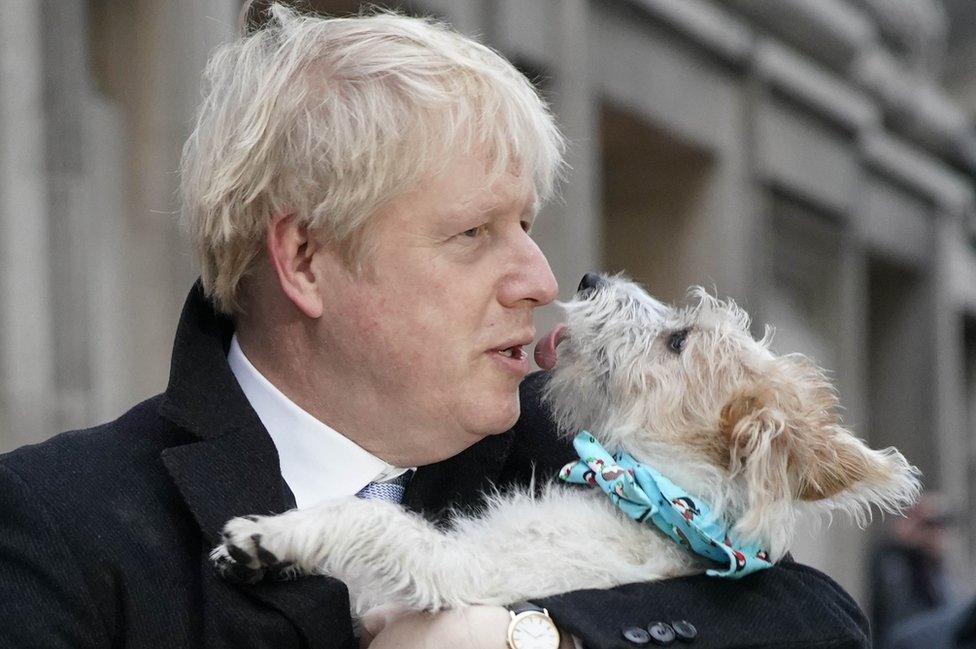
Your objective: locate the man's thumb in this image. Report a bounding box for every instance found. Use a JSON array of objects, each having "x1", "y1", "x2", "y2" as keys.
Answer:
[{"x1": 360, "y1": 603, "x2": 414, "y2": 646}]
